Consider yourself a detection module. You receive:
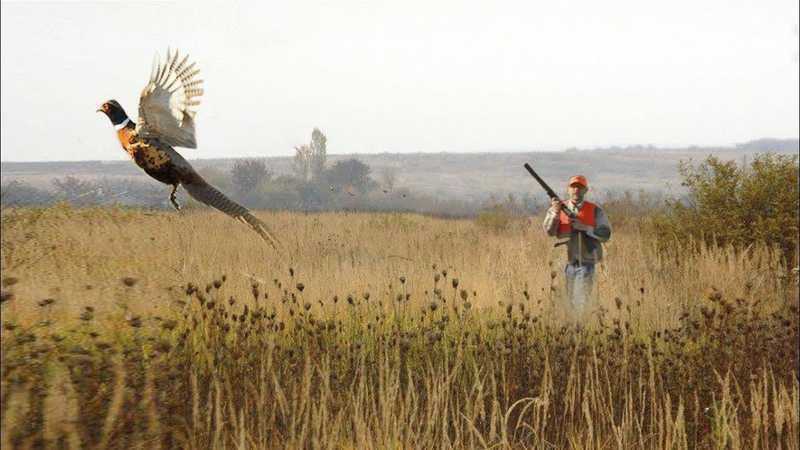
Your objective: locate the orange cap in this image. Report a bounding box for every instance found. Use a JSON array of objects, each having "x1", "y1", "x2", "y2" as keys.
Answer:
[{"x1": 568, "y1": 175, "x2": 588, "y2": 188}]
